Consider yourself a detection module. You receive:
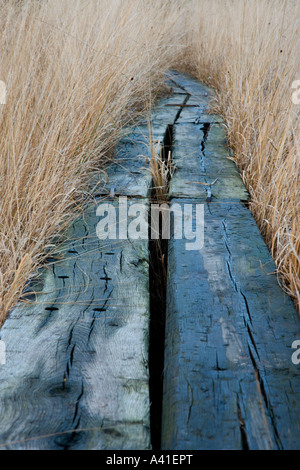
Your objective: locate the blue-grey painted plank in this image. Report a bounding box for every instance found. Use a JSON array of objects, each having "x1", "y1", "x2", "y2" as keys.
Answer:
[
  {"x1": 162, "y1": 200, "x2": 300, "y2": 450},
  {"x1": 167, "y1": 70, "x2": 214, "y2": 100},
  {"x1": 91, "y1": 94, "x2": 189, "y2": 198},
  {"x1": 0, "y1": 199, "x2": 151, "y2": 450},
  {"x1": 162, "y1": 72, "x2": 300, "y2": 450},
  {"x1": 169, "y1": 122, "x2": 249, "y2": 202}
]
